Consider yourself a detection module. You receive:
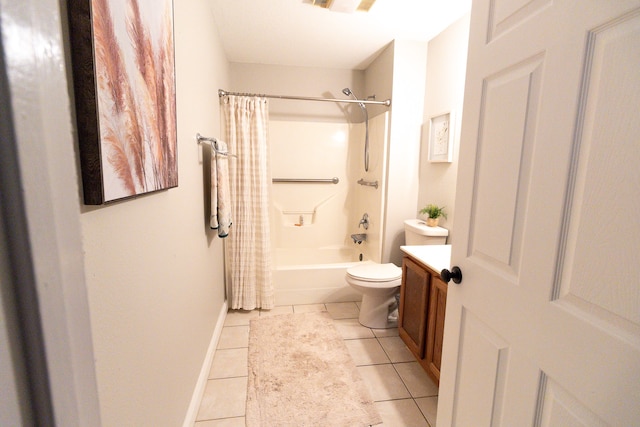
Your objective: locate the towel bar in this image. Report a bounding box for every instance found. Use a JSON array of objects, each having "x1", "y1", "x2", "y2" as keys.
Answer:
[{"x1": 196, "y1": 133, "x2": 237, "y2": 158}]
